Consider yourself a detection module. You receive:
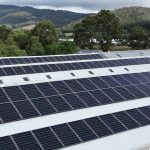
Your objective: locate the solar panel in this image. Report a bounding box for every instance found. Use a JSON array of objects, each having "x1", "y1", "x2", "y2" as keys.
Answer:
[
  {"x1": 69, "y1": 120, "x2": 97, "y2": 141},
  {"x1": 12, "y1": 132, "x2": 42, "y2": 150},
  {"x1": 0, "y1": 57, "x2": 150, "y2": 77},
  {"x1": 14, "y1": 100, "x2": 39, "y2": 119},
  {"x1": 51, "y1": 124, "x2": 81, "y2": 146},
  {"x1": 33, "y1": 127, "x2": 63, "y2": 150},
  {"x1": 1, "y1": 106, "x2": 150, "y2": 150},
  {"x1": 0, "y1": 136, "x2": 18, "y2": 150},
  {"x1": 0, "y1": 54, "x2": 104, "y2": 66},
  {"x1": 100, "y1": 114, "x2": 127, "y2": 133},
  {"x1": 62, "y1": 93, "x2": 86, "y2": 109},
  {"x1": 47, "y1": 96, "x2": 72, "y2": 112},
  {"x1": 0, "y1": 103, "x2": 21, "y2": 123},
  {"x1": 126, "y1": 109, "x2": 150, "y2": 126},
  {"x1": 113, "y1": 111, "x2": 140, "y2": 129},
  {"x1": 31, "y1": 98, "x2": 56, "y2": 115},
  {"x1": 1, "y1": 71, "x2": 150, "y2": 124},
  {"x1": 85, "y1": 117, "x2": 113, "y2": 137}
]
